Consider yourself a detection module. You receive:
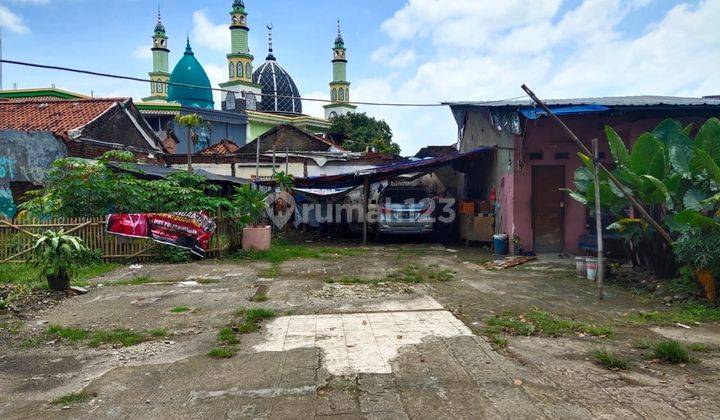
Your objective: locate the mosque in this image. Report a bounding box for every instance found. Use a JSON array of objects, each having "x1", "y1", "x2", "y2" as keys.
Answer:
[{"x1": 138, "y1": 0, "x2": 356, "y2": 153}]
